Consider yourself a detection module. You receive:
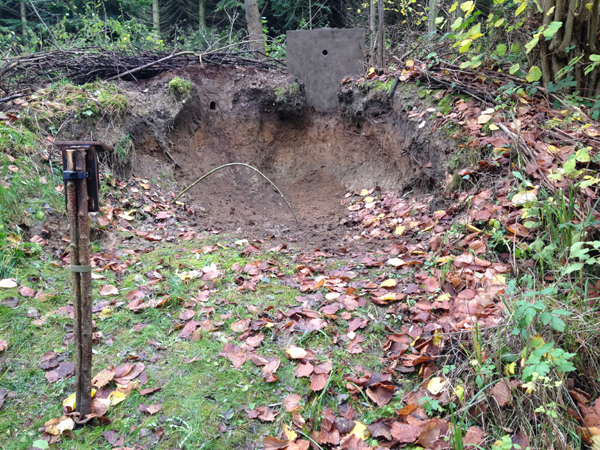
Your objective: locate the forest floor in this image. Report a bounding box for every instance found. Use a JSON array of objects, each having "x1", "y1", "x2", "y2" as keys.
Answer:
[{"x1": 1, "y1": 61, "x2": 600, "y2": 450}]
